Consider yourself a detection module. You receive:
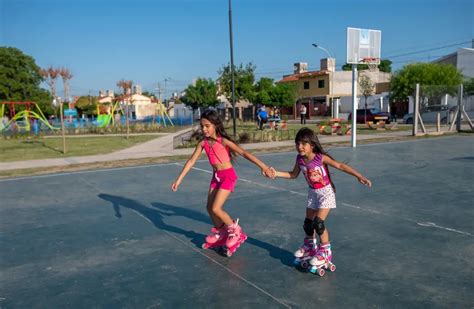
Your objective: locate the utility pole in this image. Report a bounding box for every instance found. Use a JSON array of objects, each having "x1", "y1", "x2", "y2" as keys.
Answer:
[
  {"x1": 164, "y1": 78, "x2": 171, "y2": 106},
  {"x1": 228, "y1": 0, "x2": 237, "y2": 138},
  {"x1": 156, "y1": 83, "x2": 162, "y2": 102}
]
